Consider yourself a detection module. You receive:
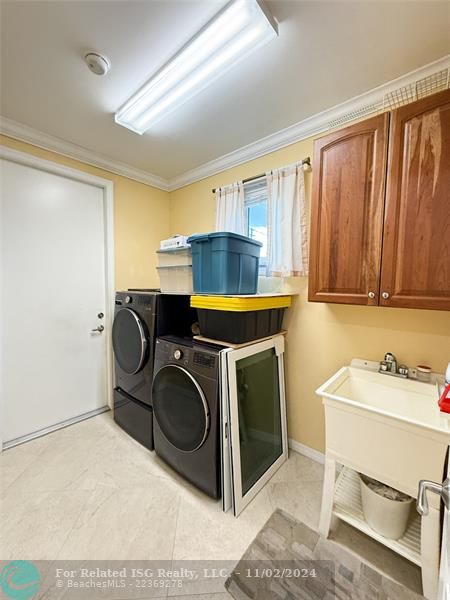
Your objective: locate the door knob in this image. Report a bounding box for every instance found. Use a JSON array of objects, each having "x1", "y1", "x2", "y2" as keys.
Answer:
[
  {"x1": 381, "y1": 292, "x2": 390, "y2": 300},
  {"x1": 368, "y1": 291, "x2": 375, "y2": 299},
  {"x1": 416, "y1": 478, "x2": 450, "y2": 516},
  {"x1": 91, "y1": 325, "x2": 104, "y2": 333}
]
